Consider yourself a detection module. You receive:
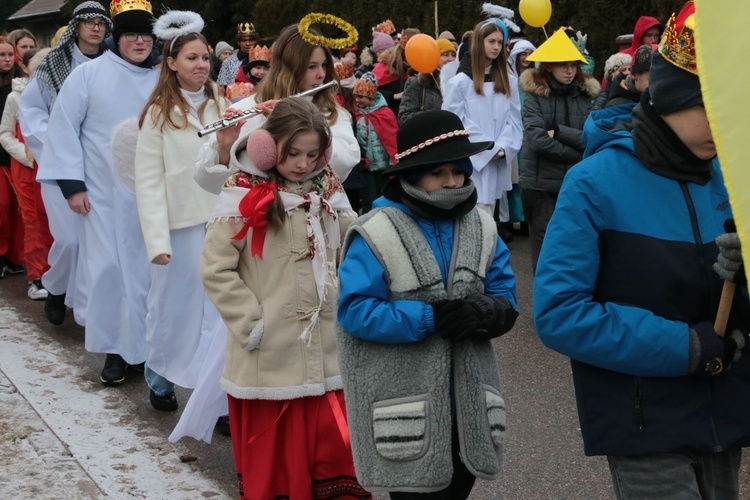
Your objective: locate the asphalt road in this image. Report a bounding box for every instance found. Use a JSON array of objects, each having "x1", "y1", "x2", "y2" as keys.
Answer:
[{"x1": 2, "y1": 231, "x2": 748, "y2": 499}]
